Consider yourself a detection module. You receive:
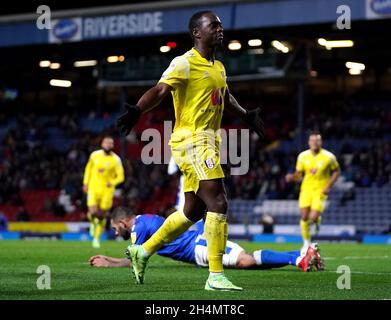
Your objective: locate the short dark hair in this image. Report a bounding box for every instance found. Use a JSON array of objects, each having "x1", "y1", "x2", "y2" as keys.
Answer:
[
  {"x1": 111, "y1": 207, "x2": 134, "y2": 222},
  {"x1": 102, "y1": 135, "x2": 114, "y2": 141},
  {"x1": 188, "y1": 10, "x2": 212, "y2": 40},
  {"x1": 309, "y1": 130, "x2": 322, "y2": 137}
]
